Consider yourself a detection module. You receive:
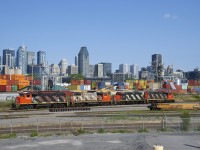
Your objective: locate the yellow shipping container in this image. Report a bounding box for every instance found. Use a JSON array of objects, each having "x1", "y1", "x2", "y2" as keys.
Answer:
[
  {"x1": 129, "y1": 82, "x2": 133, "y2": 86},
  {"x1": 129, "y1": 85, "x2": 133, "y2": 89},
  {"x1": 142, "y1": 85, "x2": 147, "y2": 89},
  {"x1": 187, "y1": 86, "x2": 194, "y2": 89},
  {"x1": 67, "y1": 85, "x2": 80, "y2": 90},
  {"x1": 126, "y1": 80, "x2": 135, "y2": 83},
  {"x1": 17, "y1": 85, "x2": 27, "y2": 90},
  {"x1": 139, "y1": 80, "x2": 147, "y2": 86},
  {"x1": 0, "y1": 79, "x2": 7, "y2": 85},
  {"x1": 134, "y1": 80, "x2": 139, "y2": 84}
]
